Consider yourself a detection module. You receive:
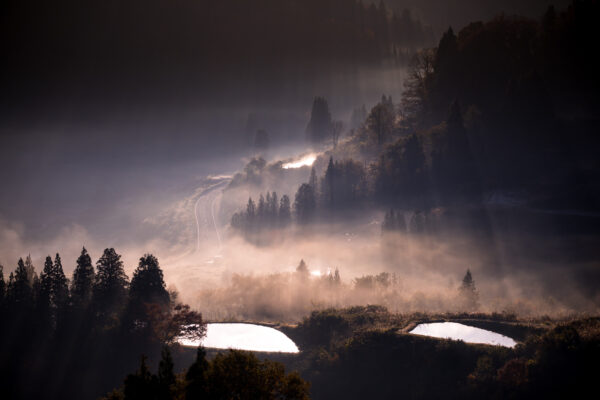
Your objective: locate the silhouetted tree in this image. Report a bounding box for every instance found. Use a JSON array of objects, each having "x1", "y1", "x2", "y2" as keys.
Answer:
[
  {"x1": 258, "y1": 193, "x2": 266, "y2": 220},
  {"x1": 246, "y1": 197, "x2": 256, "y2": 221},
  {"x1": 322, "y1": 157, "x2": 367, "y2": 210},
  {"x1": 51, "y1": 253, "x2": 69, "y2": 314},
  {"x1": 268, "y1": 191, "x2": 278, "y2": 225},
  {"x1": 459, "y1": 269, "x2": 479, "y2": 311},
  {"x1": 366, "y1": 96, "x2": 395, "y2": 145},
  {"x1": 129, "y1": 254, "x2": 169, "y2": 307},
  {"x1": 123, "y1": 355, "x2": 159, "y2": 400},
  {"x1": 279, "y1": 195, "x2": 292, "y2": 227},
  {"x1": 38, "y1": 256, "x2": 54, "y2": 320},
  {"x1": 157, "y1": 347, "x2": 175, "y2": 400},
  {"x1": 296, "y1": 259, "x2": 309, "y2": 281},
  {"x1": 401, "y1": 48, "x2": 434, "y2": 127},
  {"x1": 71, "y1": 247, "x2": 95, "y2": 308},
  {"x1": 375, "y1": 134, "x2": 427, "y2": 203},
  {"x1": 431, "y1": 101, "x2": 480, "y2": 201},
  {"x1": 93, "y1": 248, "x2": 129, "y2": 323},
  {"x1": 333, "y1": 268, "x2": 341, "y2": 285},
  {"x1": 7, "y1": 258, "x2": 32, "y2": 309},
  {"x1": 24, "y1": 254, "x2": 37, "y2": 285},
  {"x1": 294, "y1": 183, "x2": 316, "y2": 224},
  {"x1": 185, "y1": 347, "x2": 210, "y2": 399},
  {"x1": 147, "y1": 301, "x2": 206, "y2": 345}
]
